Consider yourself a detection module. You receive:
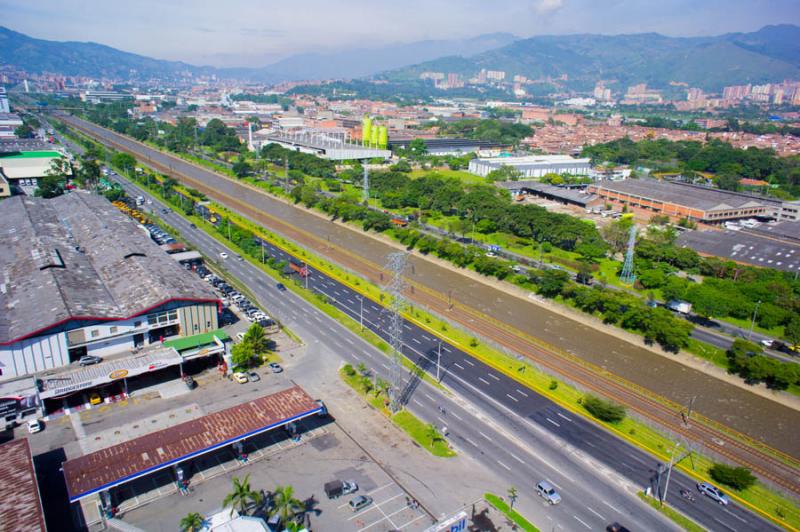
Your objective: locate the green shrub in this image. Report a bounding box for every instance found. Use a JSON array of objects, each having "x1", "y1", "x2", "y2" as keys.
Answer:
[
  {"x1": 548, "y1": 380, "x2": 558, "y2": 390},
  {"x1": 343, "y1": 363, "x2": 355, "y2": 377},
  {"x1": 709, "y1": 463, "x2": 757, "y2": 491},
  {"x1": 582, "y1": 394, "x2": 626, "y2": 423}
]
